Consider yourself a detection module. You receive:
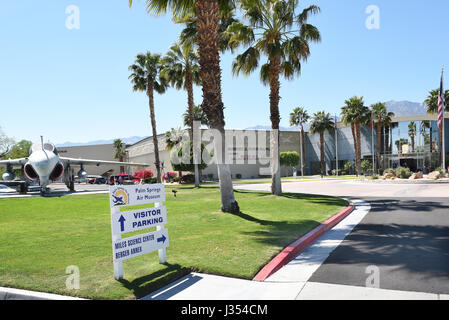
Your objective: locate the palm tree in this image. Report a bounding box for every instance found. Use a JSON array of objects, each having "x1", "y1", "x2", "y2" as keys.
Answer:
[
  {"x1": 113, "y1": 139, "x2": 127, "y2": 174},
  {"x1": 408, "y1": 121, "x2": 416, "y2": 152},
  {"x1": 395, "y1": 138, "x2": 409, "y2": 154},
  {"x1": 289, "y1": 107, "x2": 310, "y2": 174},
  {"x1": 371, "y1": 102, "x2": 394, "y2": 169},
  {"x1": 424, "y1": 88, "x2": 449, "y2": 162},
  {"x1": 165, "y1": 127, "x2": 186, "y2": 178},
  {"x1": 161, "y1": 42, "x2": 201, "y2": 137},
  {"x1": 161, "y1": 42, "x2": 201, "y2": 187},
  {"x1": 226, "y1": 0, "x2": 321, "y2": 195},
  {"x1": 341, "y1": 96, "x2": 369, "y2": 176},
  {"x1": 183, "y1": 105, "x2": 209, "y2": 127},
  {"x1": 128, "y1": 51, "x2": 168, "y2": 183},
  {"x1": 129, "y1": 0, "x2": 240, "y2": 213},
  {"x1": 309, "y1": 111, "x2": 334, "y2": 177}
]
